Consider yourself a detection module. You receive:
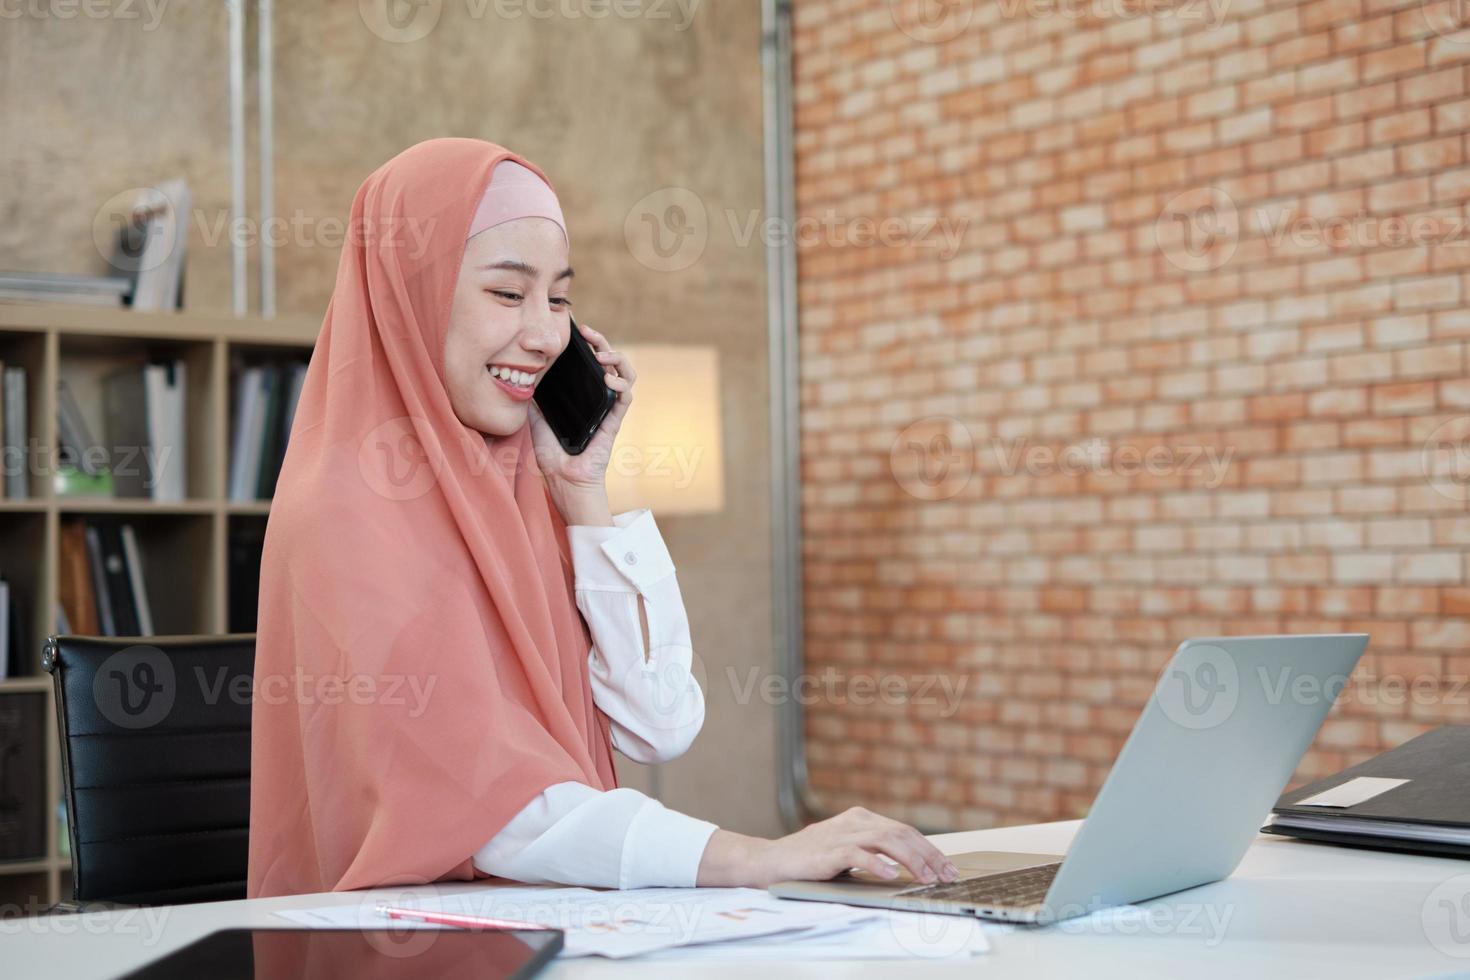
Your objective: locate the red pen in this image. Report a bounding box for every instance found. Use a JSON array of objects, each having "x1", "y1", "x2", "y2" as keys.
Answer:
[{"x1": 375, "y1": 903, "x2": 551, "y2": 931}]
